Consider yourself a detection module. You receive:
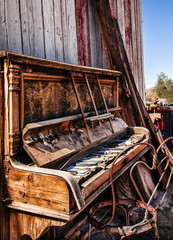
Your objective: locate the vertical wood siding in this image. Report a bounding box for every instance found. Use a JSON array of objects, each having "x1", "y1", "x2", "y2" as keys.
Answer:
[
  {"x1": 88, "y1": 0, "x2": 106, "y2": 68},
  {"x1": 61, "y1": 0, "x2": 78, "y2": 64},
  {"x1": 75, "y1": 0, "x2": 91, "y2": 66},
  {"x1": 6, "y1": 0, "x2": 23, "y2": 53},
  {"x1": 53, "y1": 0, "x2": 64, "y2": 62},
  {"x1": 117, "y1": 0, "x2": 126, "y2": 44},
  {"x1": 0, "y1": 0, "x2": 8, "y2": 50},
  {"x1": 0, "y1": 0, "x2": 144, "y2": 98},
  {"x1": 124, "y1": 0, "x2": 133, "y2": 70}
]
